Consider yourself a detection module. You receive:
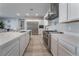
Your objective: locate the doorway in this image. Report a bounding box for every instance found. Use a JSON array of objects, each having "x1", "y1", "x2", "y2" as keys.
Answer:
[{"x1": 27, "y1": 21, "x2": 39, "y2": 35}]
